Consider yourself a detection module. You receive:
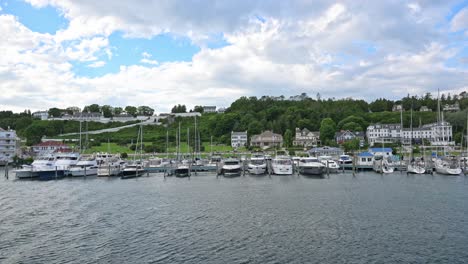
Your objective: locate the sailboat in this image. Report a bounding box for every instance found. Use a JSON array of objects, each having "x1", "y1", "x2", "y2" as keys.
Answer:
[
  {"x1": 434, "y1": 90, "x2": 461, "y2": 175},
  {"x1": 174, "y1": 122, "x2": 190, "y2": 177},
  {"x1": 460, "y1": 113, "x2": 468, "y2": 173},
  {"x1": 407, "y1": 104, "x2": 425, "y2": 174},
  {"x1": 121, "y1": 125, "x2": 146, "y2": 179}
]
